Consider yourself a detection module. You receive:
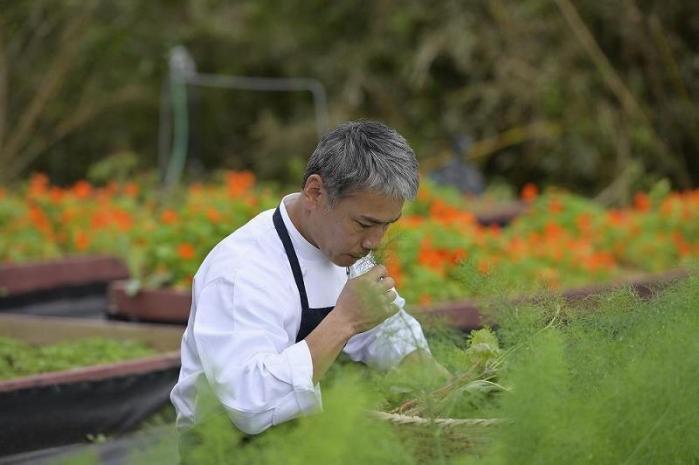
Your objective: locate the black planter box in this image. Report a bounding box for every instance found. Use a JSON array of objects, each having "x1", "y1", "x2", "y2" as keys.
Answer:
[{"x1": 0, "y1": 315, "x2": 182, "y2": 456}]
